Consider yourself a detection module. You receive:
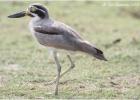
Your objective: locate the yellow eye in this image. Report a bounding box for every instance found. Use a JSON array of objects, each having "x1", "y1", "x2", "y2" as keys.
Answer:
[{"x1": 30, "y1": 6, "x2": 37, "y2": 12}]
